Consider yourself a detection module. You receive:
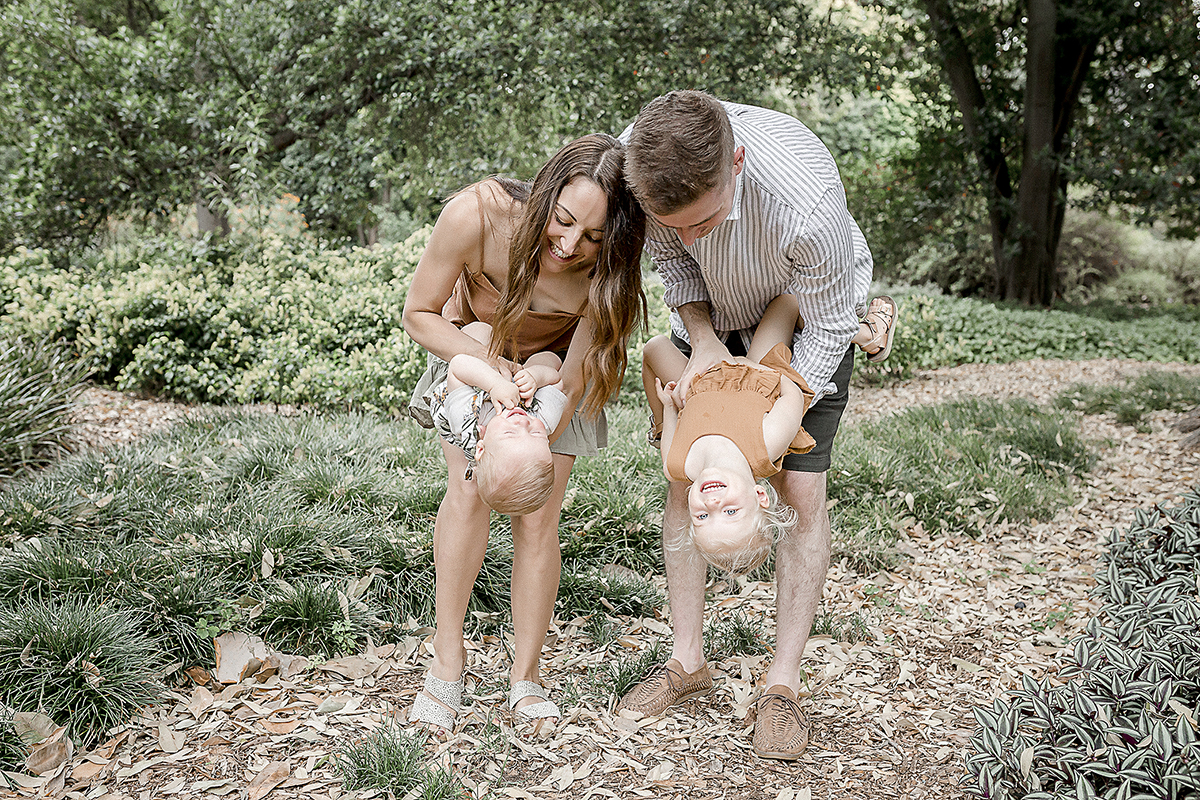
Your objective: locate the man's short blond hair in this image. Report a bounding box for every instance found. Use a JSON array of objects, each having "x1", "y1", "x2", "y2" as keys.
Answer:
[
  {"x1": 625, "y1": 90, "x2": 735, "y2": 216},
  {"x1": 475, "y1": 450, "x2": 556, "y2": 515}
]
